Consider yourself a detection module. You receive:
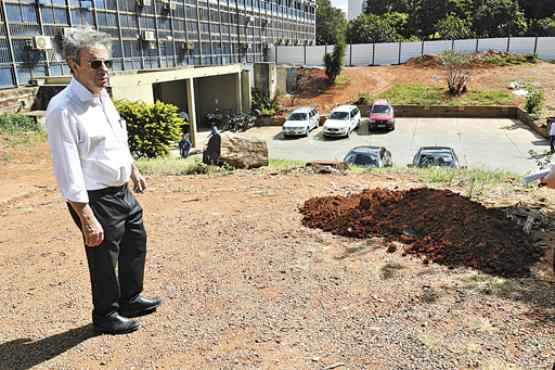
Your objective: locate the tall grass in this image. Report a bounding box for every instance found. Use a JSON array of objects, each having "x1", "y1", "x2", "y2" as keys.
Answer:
[{"x1": 136, "y1": 155, "x2": 204, "y2": 176}]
